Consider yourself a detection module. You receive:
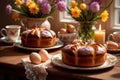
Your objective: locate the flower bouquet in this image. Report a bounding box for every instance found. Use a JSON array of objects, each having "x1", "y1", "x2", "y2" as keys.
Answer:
[
  {"x1": 6, "y1": 0, "x2": 67, "y2": 28},
  {"x1": 68, "y1": 0, "x2": 113, "y2": 42}
]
